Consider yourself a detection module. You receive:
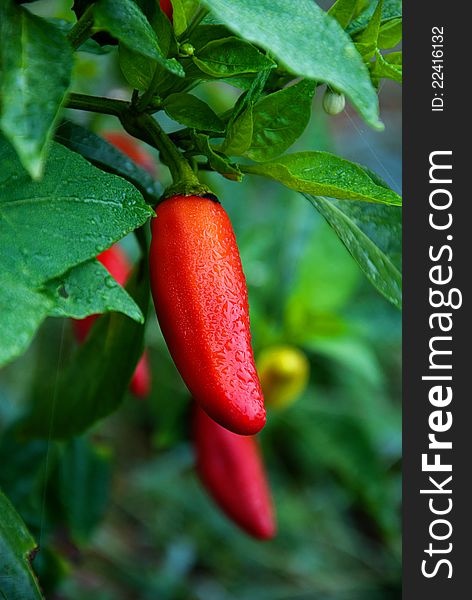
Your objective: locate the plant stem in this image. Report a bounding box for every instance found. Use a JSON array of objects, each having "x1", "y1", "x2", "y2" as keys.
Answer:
[
  {"x1": 135, "y1": 114, "x2": 211, "y2": 197},
  {"x1": 66, "y1": 93, "x2": 129, "y2": 116},
  {"x1": 66, "y1": 94, "x2": 212, "y2": 196},
  {"x1": 67, "y1": 5, "x2": 94, "y2": 50},
  {"x1": 138, "y1": 114, "x2": 194, "y2": 181},
  {"x1": 180, "y1": 6, "x2": 209, "y2": 41}
]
